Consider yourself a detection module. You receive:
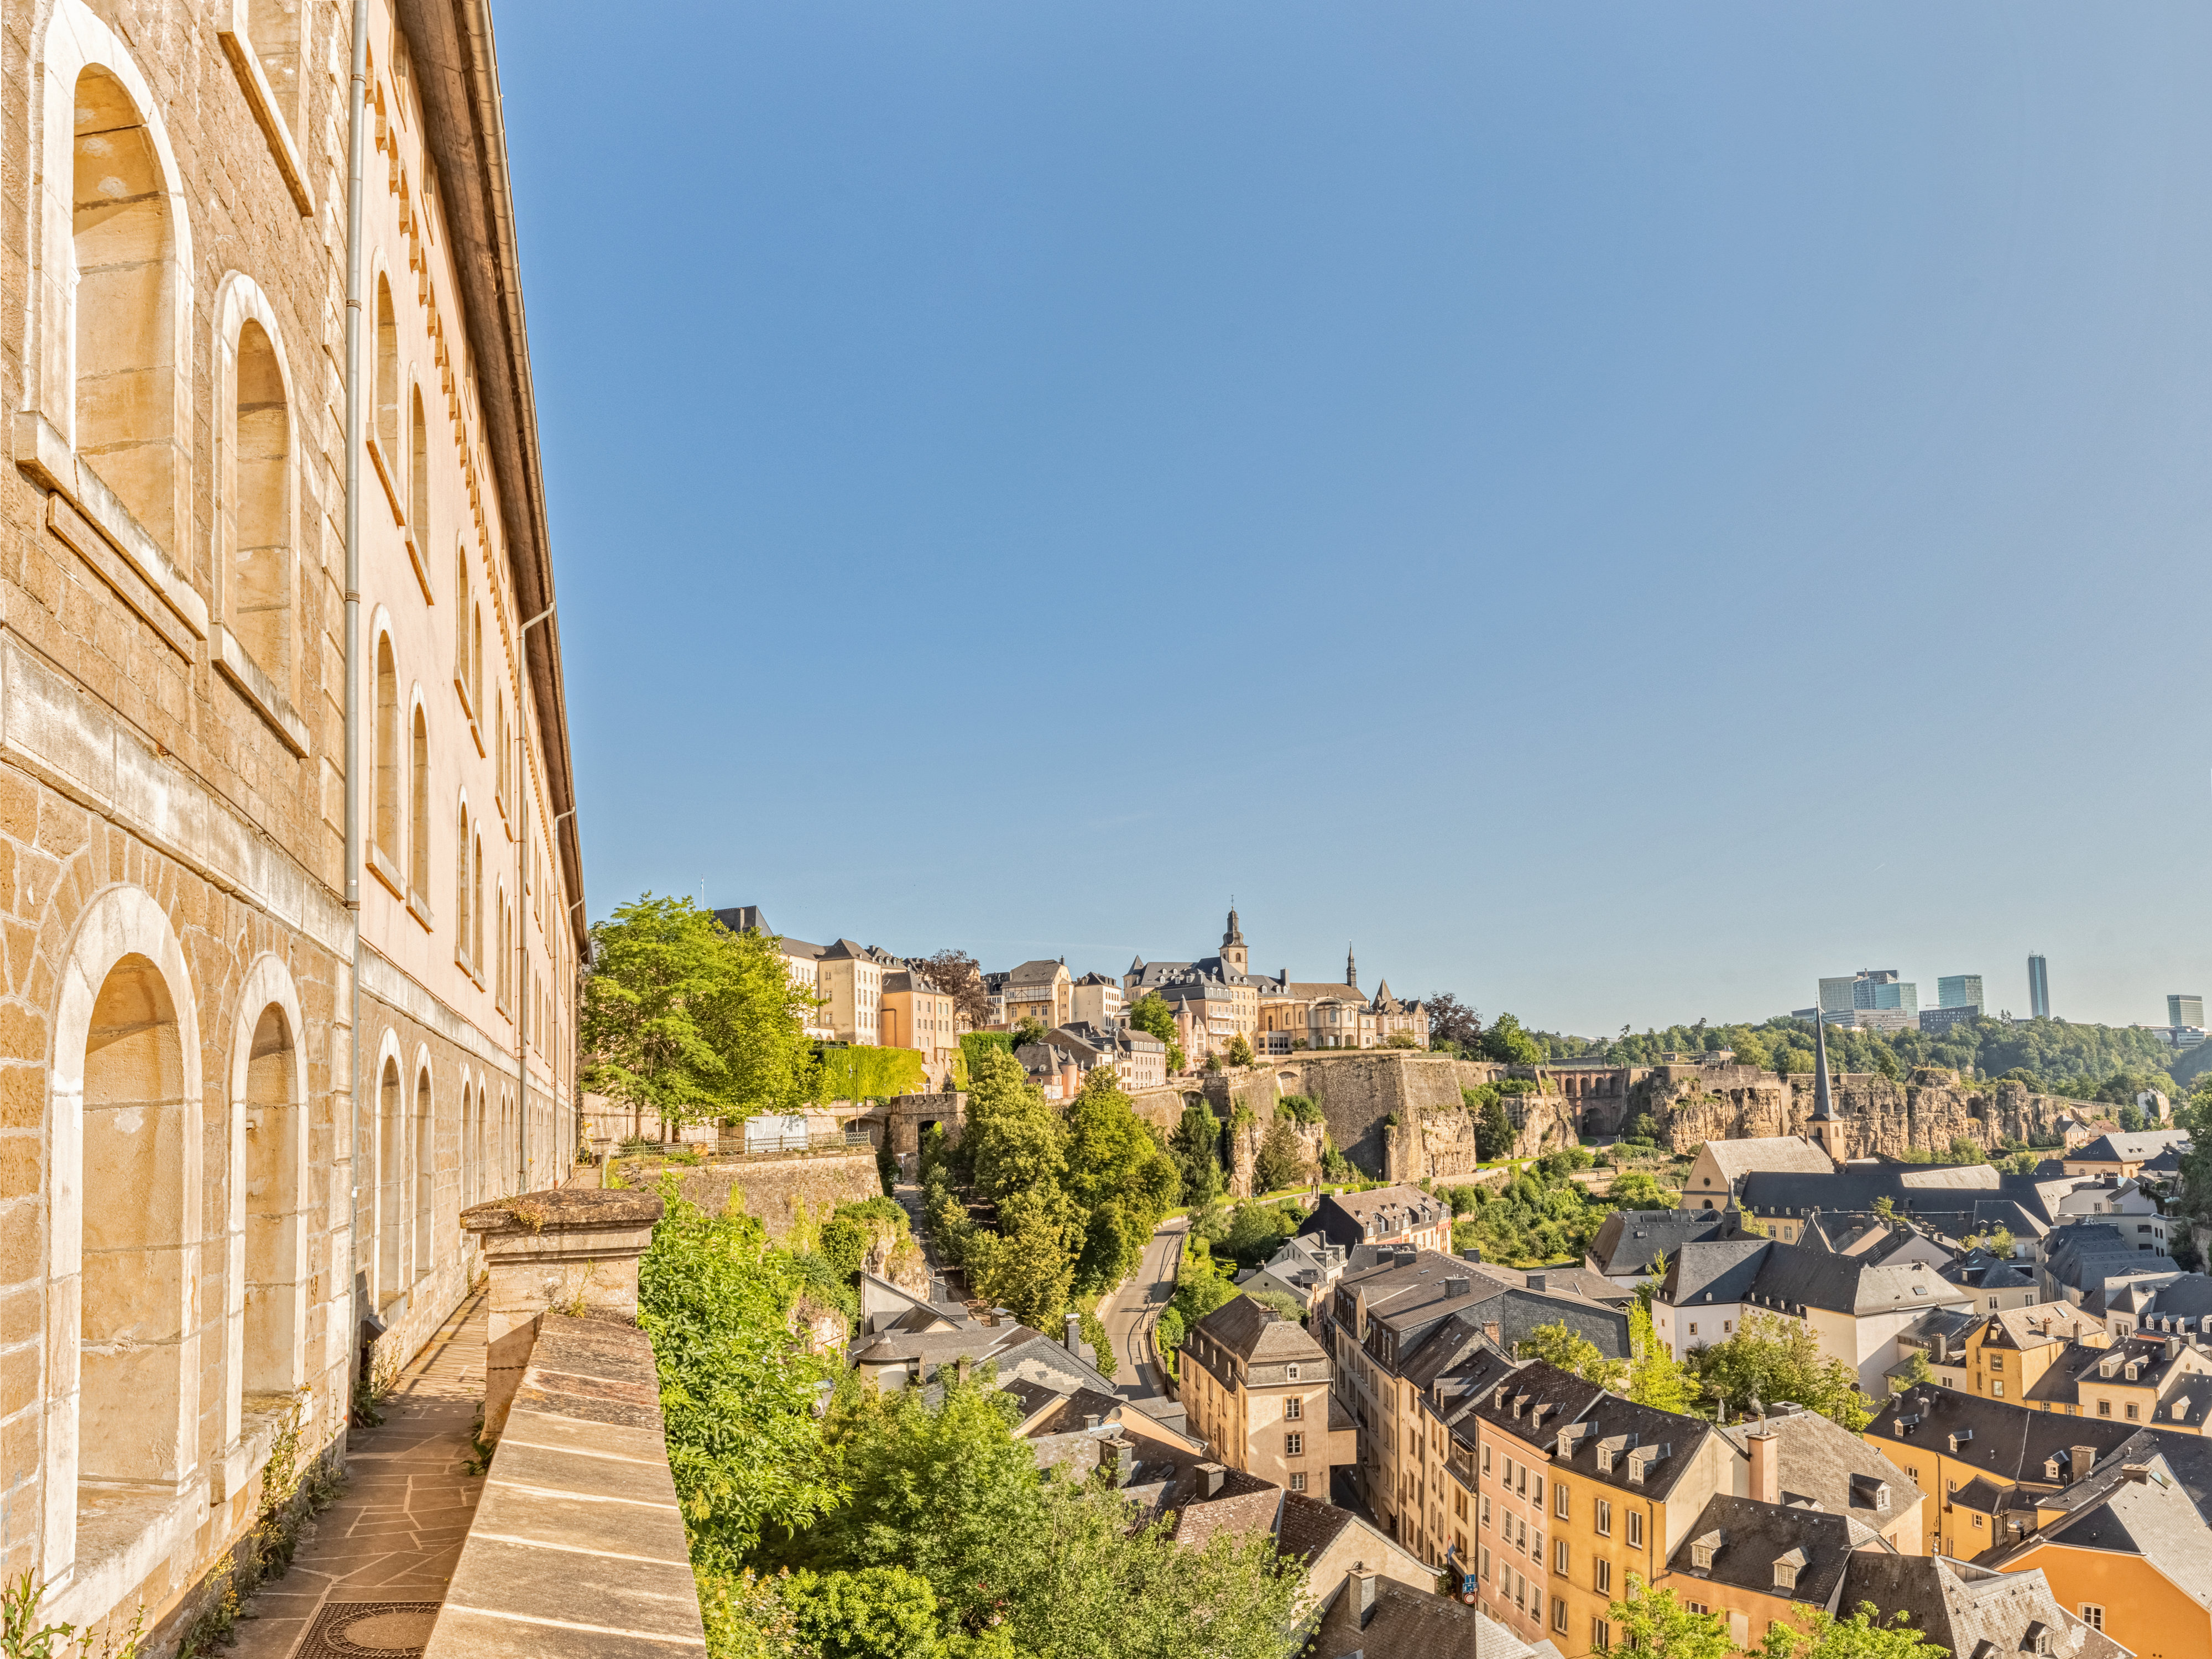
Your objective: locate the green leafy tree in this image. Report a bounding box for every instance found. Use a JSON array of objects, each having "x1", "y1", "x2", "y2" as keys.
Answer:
[
  {"x1": 640, "y1": 1190, "x2": 841, "y2": 1573},
  {"x1": 1481, "y1": 1013, "x2": 1546, "y2": 1067},
  {"x1": 1607, "y1": 1171, "x2": 1677, "y2": 1209},
  {"x1": 1759, "y1": 1602, "x2": 1949, "y2": 1659},
  {"x1": 797, "y1": 1375, "x2": 1047, "y2": 1630},
  {"x1": 1221, "y1": 1201, "x2": 1303, "y2": 1269},
  {"x1": 1516, "y1": 1321, "x2": 1629, "y2": 1389},
  {"x1": 1227, "y1": 1032, "x2": 1254, "y2": 1067},
  {"x1": 582, "y1": 895, "x2": 817, "y2": 1134},
  {"x1": 963, "y1": 1045, "x2": 1065, "y2": 1204},
  {"x1": 1688, "y1": 1312, "x2": 1876, "y2": 1431},
  {"x1": 965, "y1": 1185, "x2": 1084, "y2": 1327},
  {"x1": 789, "y1": 1566, "x2": 946, "y2": 1659},
  {"x1": 1013, "y1": 1014, "x2": 1049, "y2": 1047},
  {"x1": 1062, "y1": 1068, "x2": 1179, "y2": 1292},
  {"x1": 1168, "y1": 1099, "x2": 1223, "y2": 1207},
  {"x1": 1253, "y1": 1117, "x2": 1312, "y2": 1194},
  {"x1": 1128, "y1": 994, "x2": 1185, "y2": 1073},
  {"x1": 1598, "y1": 1577, "x2": 1734, "y2": 1659},
  {"x1": 1626, "y1": 1300, "x2": 1695, "y2": 1413},
  {"x1": 1477, "y1": 1093, "x2": 1516, "y2": 1161}
]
